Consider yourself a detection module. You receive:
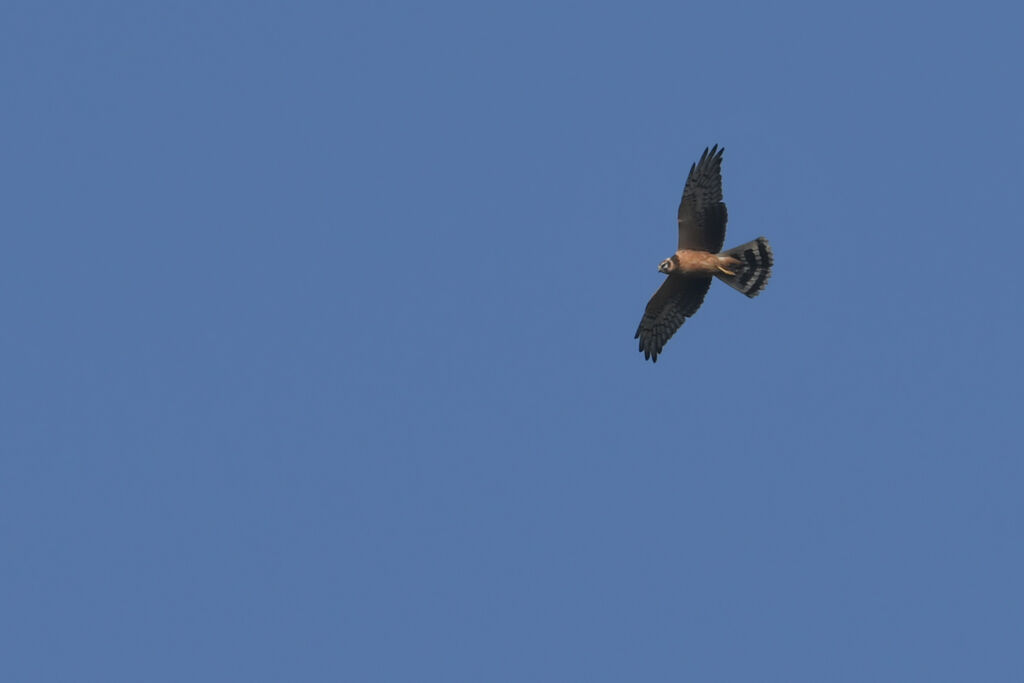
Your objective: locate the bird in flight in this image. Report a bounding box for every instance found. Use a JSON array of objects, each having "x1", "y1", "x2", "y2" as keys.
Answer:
[{"x1": 635, "y1": 145, "x2": 773, "y2": 362}]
